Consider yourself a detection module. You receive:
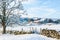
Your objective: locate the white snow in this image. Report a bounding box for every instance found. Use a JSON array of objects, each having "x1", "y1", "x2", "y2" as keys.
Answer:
[
  {"x1": 5, "y1": 24, "x2": 60, "y2": 32},
  {"x1": 0, "y1": 24, "x2": 60, "y2": 40},
  {"x1": 0, "y1": 34, "x2": 56, "y2": 40}
]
